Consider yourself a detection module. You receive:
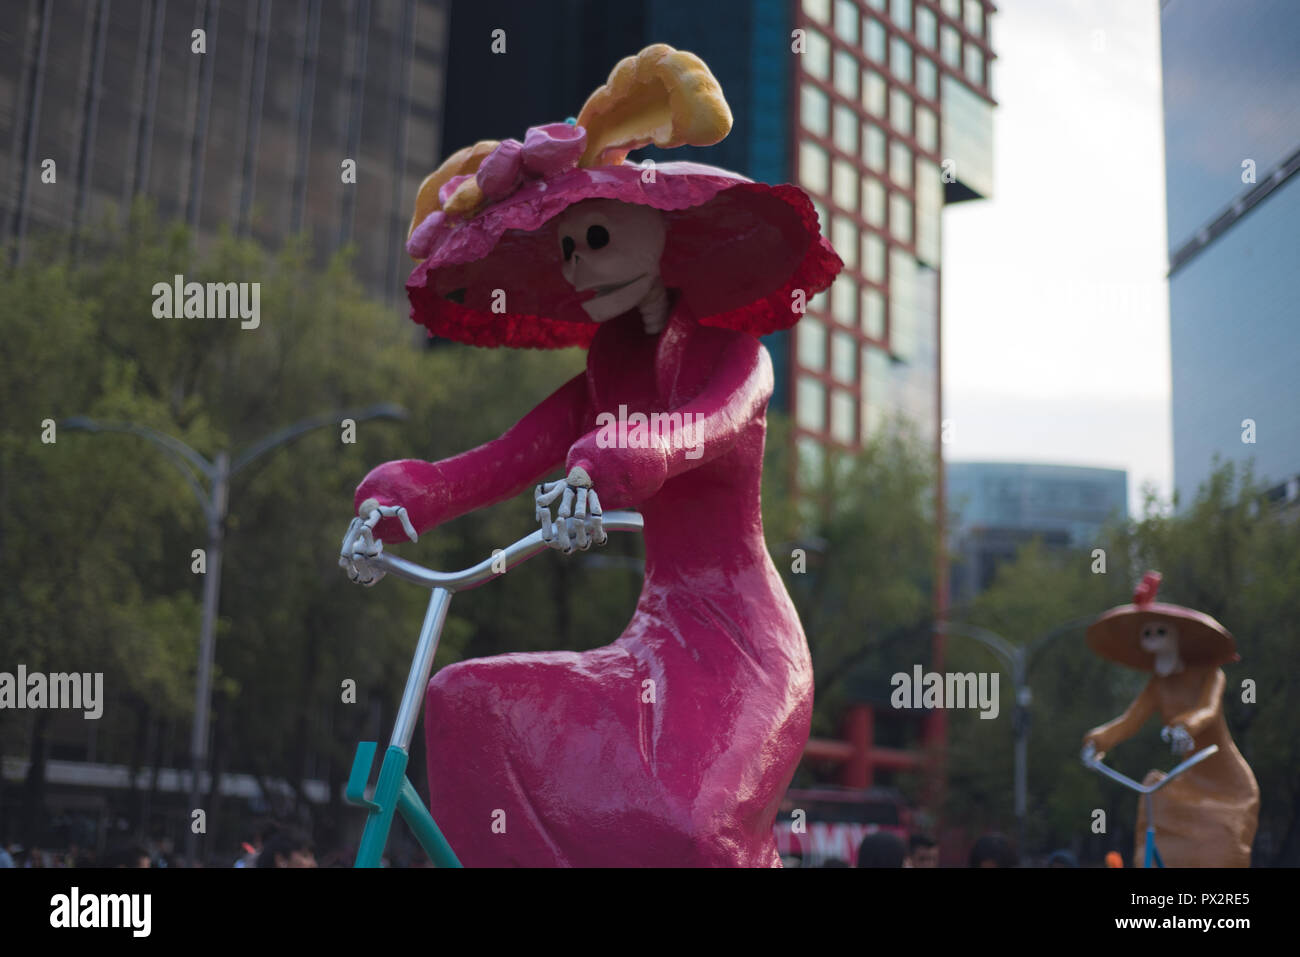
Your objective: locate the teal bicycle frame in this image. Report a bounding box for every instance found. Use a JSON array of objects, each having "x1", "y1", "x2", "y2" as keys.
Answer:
[
  {"x1": 344, "y1": 510, "x2": 644, "y2": 868},
  {"x1": 1083, "y1": 743, "x2": 1219, "y2": 868}
]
